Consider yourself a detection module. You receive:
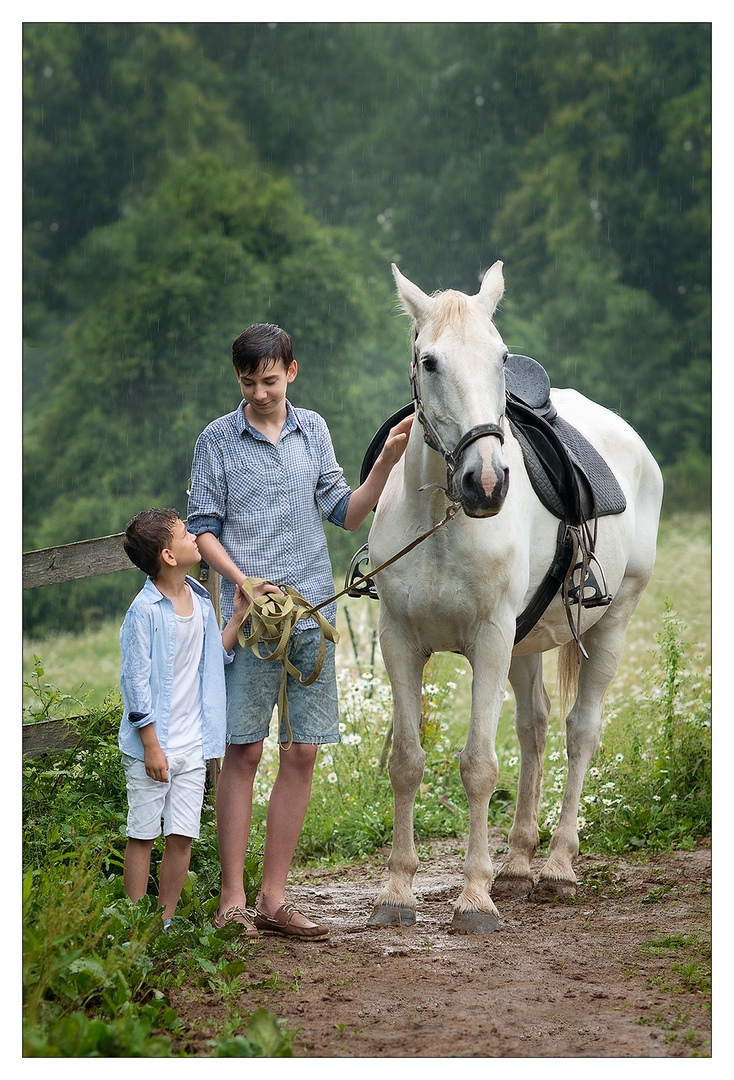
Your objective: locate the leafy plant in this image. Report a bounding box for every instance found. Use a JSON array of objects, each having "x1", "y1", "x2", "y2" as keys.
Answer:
[
  {"x1": 539, "y1": 601, "x2": 711, "y2": 852},
  {"x1": 22, "y1": 669, "x2": 289, "y2": 1057},
  {"x1": 23, "y1": 850, "x2": 176, "y2": 1056}
]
